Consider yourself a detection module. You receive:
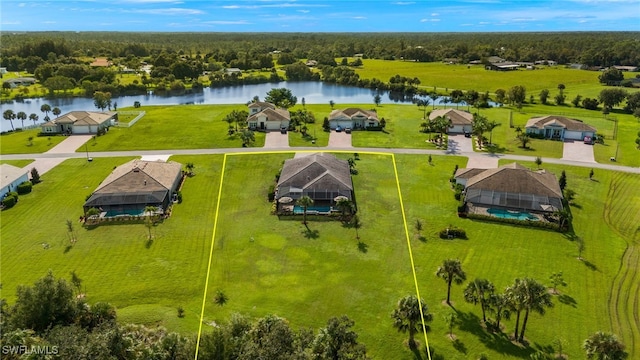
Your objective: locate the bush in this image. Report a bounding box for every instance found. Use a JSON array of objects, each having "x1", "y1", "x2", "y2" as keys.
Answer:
[
  {"x1": 365, "y1": 126, "x2": 384, "y2": 131},
  {"x1": 2, "y1": 193, "x2": 18, "y2": 209},
  {"x1": 30, "y1": 167, "x2": 41, "y2": 183},
  {"x1": 439, "y1": 226, "x2": 467, "y2": 239},
  {"x1": 267, "y1": 184, "x2": 275, "y2": 202},
  {"x1": 17, "y1": 181, "x2": 32, "y2": 195},
  {"x1": 176, "y1": 191, "x2": 183, "y2": 204}
]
